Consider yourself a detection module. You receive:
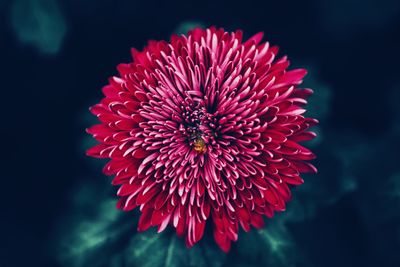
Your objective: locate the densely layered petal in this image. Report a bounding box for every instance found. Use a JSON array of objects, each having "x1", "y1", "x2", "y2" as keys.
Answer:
[{"x1": 87, "y1": 27, "x2": 317, "y2": 252}]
